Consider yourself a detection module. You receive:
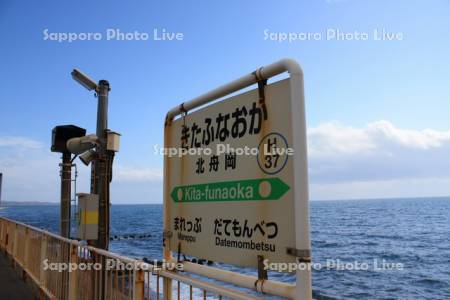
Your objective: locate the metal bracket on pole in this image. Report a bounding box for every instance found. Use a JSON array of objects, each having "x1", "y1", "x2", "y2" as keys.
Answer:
[
  {"x1": 163, "y1": 230, "x2": 173, "y2": 238},
  {"x1": 179, "y1": 103, "x2": 188, "y2": 115},
  {"x1": 257, "y1": 255, "x2": 268, "y2": 280},
  {"x1": 176, "y1": 242, "x2": 182, "y2": 264},
  {"x1": 180, "y1": 103, "x2": 189, "y2": 147},
  {"x1": 286, "y1": 247, "x2": 311, "y2": 263},
  {"x1": 253, "y1": 68, "x2": 268, "y2": 121},
  {"x1": 163, "y1": 230, "x2": 173, "y2": 248},
  {"x1": 180, "y1": 103, "x2": 188, "y2": 124},
  {"x1": 255, "y1": 255, "x2": 267, "y2": 294}
]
